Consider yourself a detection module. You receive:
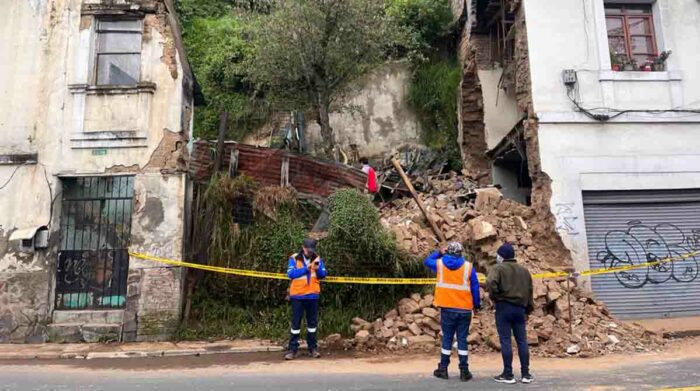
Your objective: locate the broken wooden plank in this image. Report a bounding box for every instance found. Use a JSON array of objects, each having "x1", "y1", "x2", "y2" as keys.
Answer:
[
  {"x1": 213, "y1": 111, "x2": 229, "y2": 172},
  {"x1": 391, "y1": 158, "x2": 446, "y2": 243}
]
